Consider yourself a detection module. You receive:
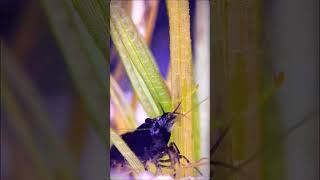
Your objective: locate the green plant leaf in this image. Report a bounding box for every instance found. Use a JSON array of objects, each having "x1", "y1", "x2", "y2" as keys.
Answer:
[
  {"x1": 110, "y1": 75, "x2": 137, "y2": 129},
  {"x1": 110, "y1": 1, "x2": 172, "y2": 118},
  {"x1": 40, "y1": 0, "x2": 108, "y2": 145},
  {"x1": 71, "y1": 0, "x2": 108, "y2": 58}
]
